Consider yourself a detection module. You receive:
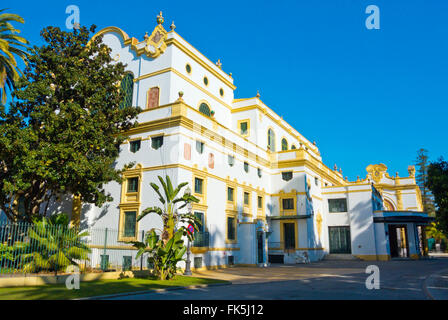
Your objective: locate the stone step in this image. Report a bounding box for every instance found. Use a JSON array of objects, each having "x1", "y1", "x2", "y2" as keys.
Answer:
[{"x1": 323, "y1": 254, "x2": 361, "y2": 261}]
